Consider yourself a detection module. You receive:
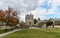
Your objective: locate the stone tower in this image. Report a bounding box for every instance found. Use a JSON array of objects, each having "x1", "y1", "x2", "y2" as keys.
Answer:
[{"x1": 25, "y1": 13, "x2": 34, "y2": 26}]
